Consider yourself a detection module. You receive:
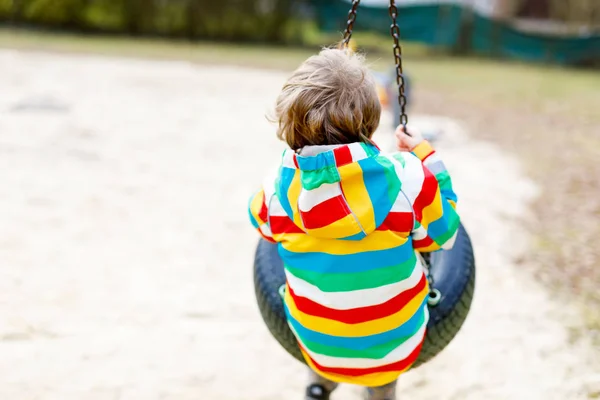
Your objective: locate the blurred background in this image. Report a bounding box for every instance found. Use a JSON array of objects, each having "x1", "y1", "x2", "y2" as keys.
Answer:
[{"x1": 0, "y1": 0, "x2": 599, "y2": 399}]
